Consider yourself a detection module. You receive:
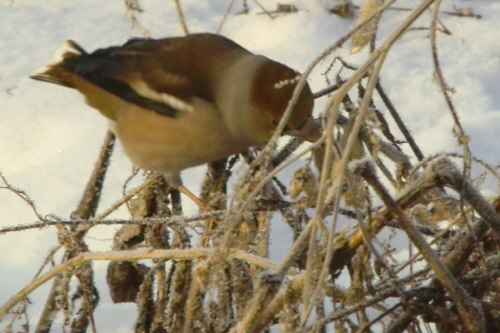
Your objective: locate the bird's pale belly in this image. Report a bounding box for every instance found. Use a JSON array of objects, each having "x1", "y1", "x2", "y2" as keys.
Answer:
[{"x1": 109, "y1": 98, "x2": 252, "y2": 174}]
